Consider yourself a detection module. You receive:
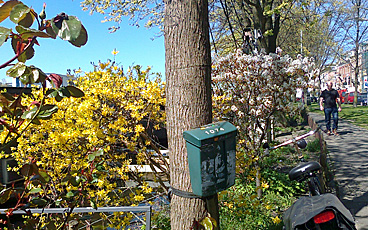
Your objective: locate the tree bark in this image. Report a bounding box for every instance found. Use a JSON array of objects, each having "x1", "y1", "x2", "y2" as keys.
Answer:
[
  {"x1": 250, "y1": 0, "x2": 279, "y2": 53},
  {"x1": 354, "y1": 0, "x2": 361, "y2": 108},
  {"x1": 164, "y1": 0, "x2": 214, "y2": 228}
]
